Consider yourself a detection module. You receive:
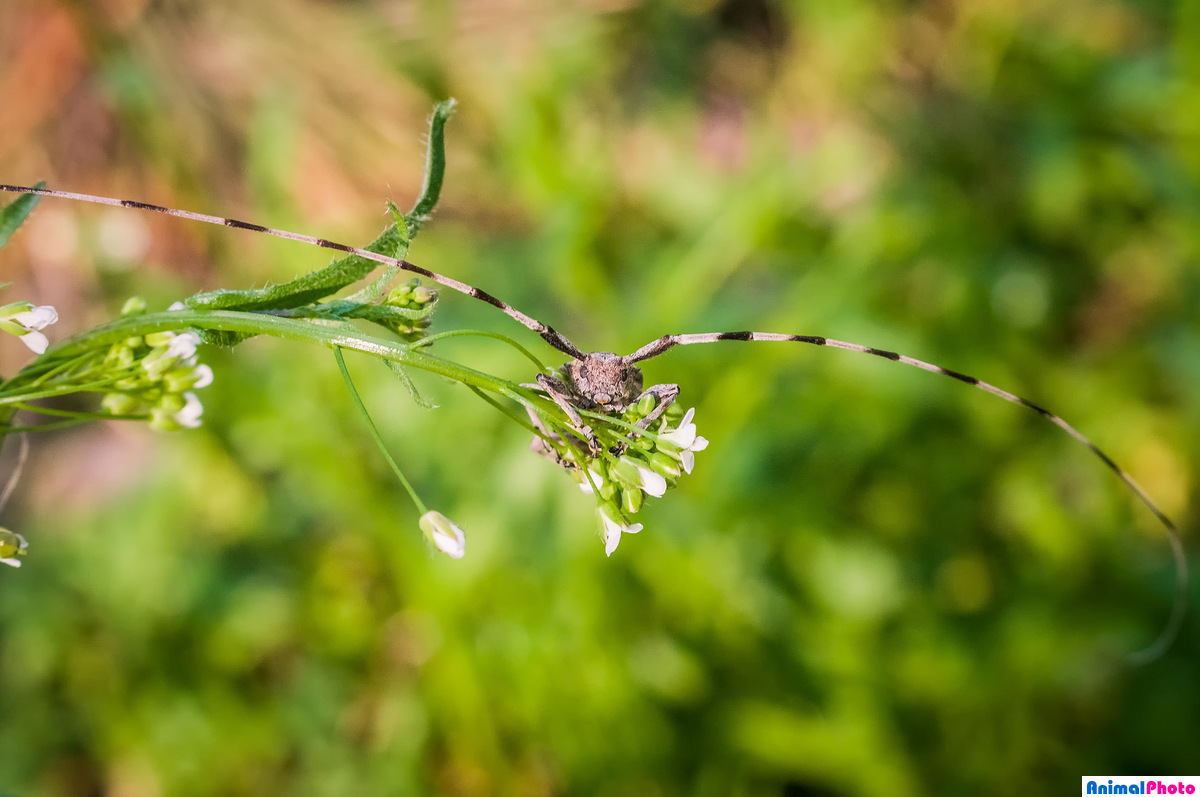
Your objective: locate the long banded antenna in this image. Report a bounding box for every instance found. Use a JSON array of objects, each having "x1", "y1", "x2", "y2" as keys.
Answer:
[
  {"x1": 0, "y1": 184, "x2": 586, "y2": 360},
  {"x1": 628, "y1": 330, "x2": 1188, "y2": 664}
]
